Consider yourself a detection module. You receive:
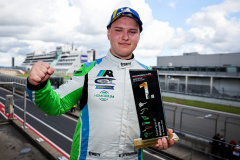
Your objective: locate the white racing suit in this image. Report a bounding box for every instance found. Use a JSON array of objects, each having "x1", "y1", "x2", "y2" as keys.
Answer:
[{"x1": 27, "y1": 50, "x2": 150, "y2": 160}]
